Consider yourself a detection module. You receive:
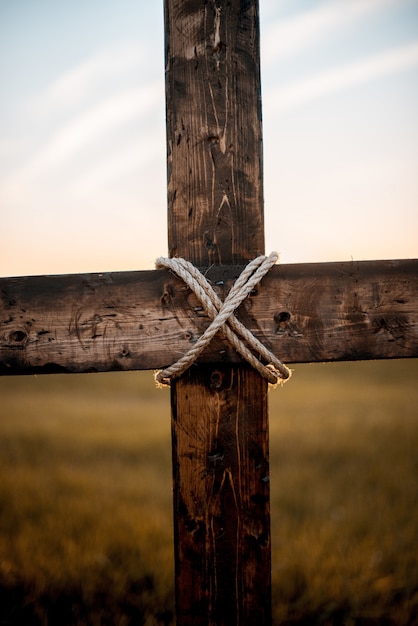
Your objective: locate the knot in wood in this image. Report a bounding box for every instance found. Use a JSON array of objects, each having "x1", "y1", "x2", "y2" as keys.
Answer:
[{"x1": 154, "y1": 252, "x2": 291, "y2": 387}]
